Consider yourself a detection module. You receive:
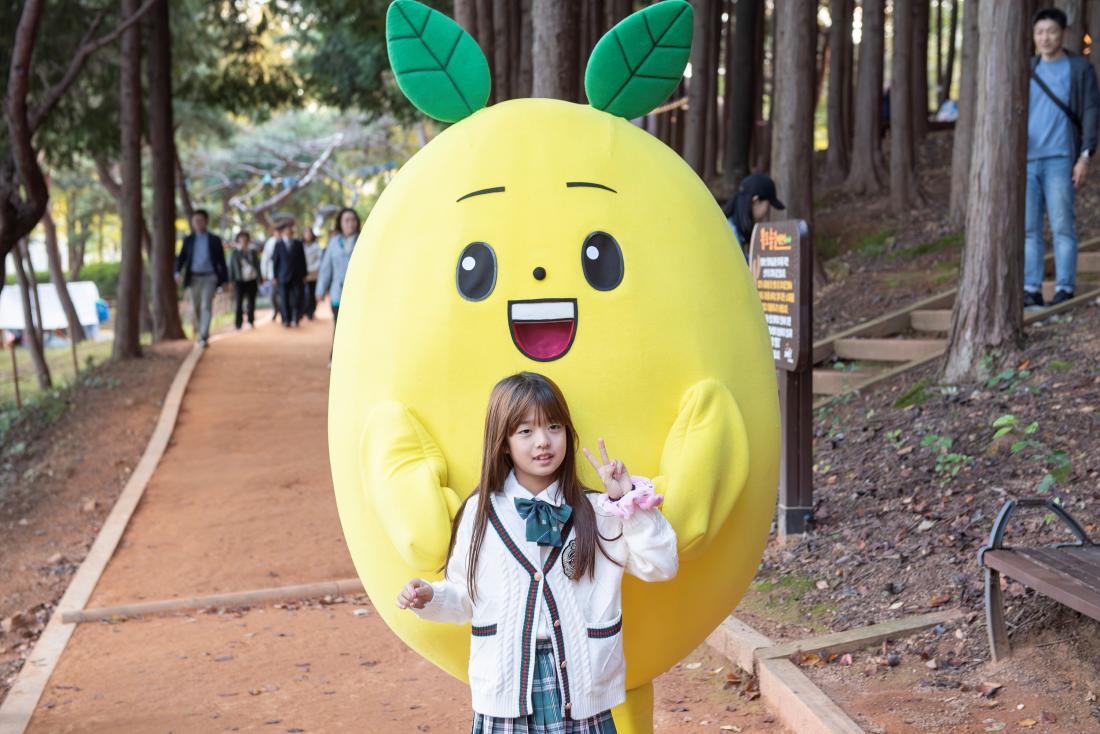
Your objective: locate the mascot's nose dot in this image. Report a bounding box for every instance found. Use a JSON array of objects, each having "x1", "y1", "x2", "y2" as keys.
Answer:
[{"x1": 533, "y1": 267, "x2": 547, "y2": 281}]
